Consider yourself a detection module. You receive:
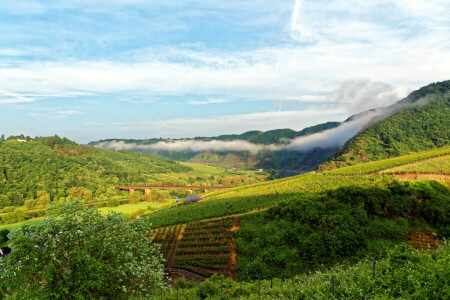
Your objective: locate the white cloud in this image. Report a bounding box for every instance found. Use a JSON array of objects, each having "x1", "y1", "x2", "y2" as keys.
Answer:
[
  {"x1": 97, "y1": 139, "x2": 281, "y2": 154},
  {"x1": 188, "y1": 98, "x2": 232, "y2": 105}
]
